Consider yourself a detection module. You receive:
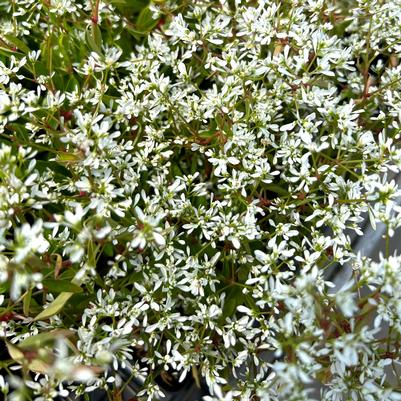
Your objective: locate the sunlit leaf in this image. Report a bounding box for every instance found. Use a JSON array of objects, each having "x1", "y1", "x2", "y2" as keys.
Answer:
[{"x1": 33, "y1": 292, "x2": 74, "y2": 321}]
